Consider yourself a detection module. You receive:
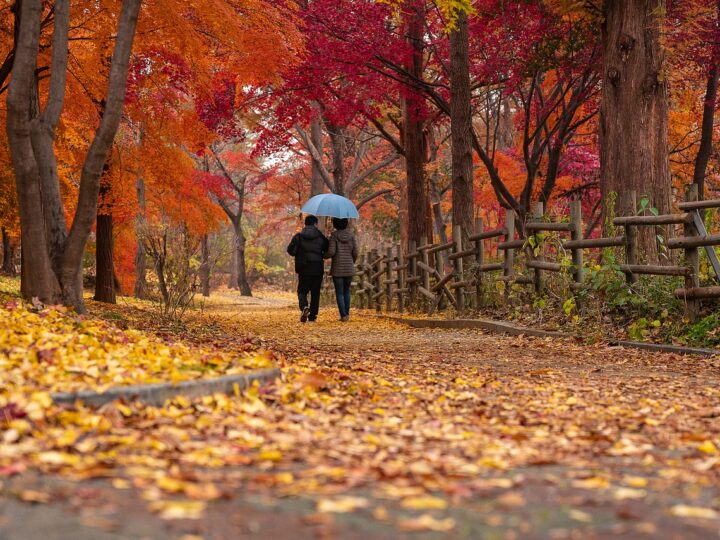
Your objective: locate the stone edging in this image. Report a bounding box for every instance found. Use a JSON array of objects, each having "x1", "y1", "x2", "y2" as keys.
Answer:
[
  {"x1": 51, "y1": 368, "x2": 281, "y2": 408},
  {"x1": 378, "y1": 315, "x2": 720, "y2": 357}
]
